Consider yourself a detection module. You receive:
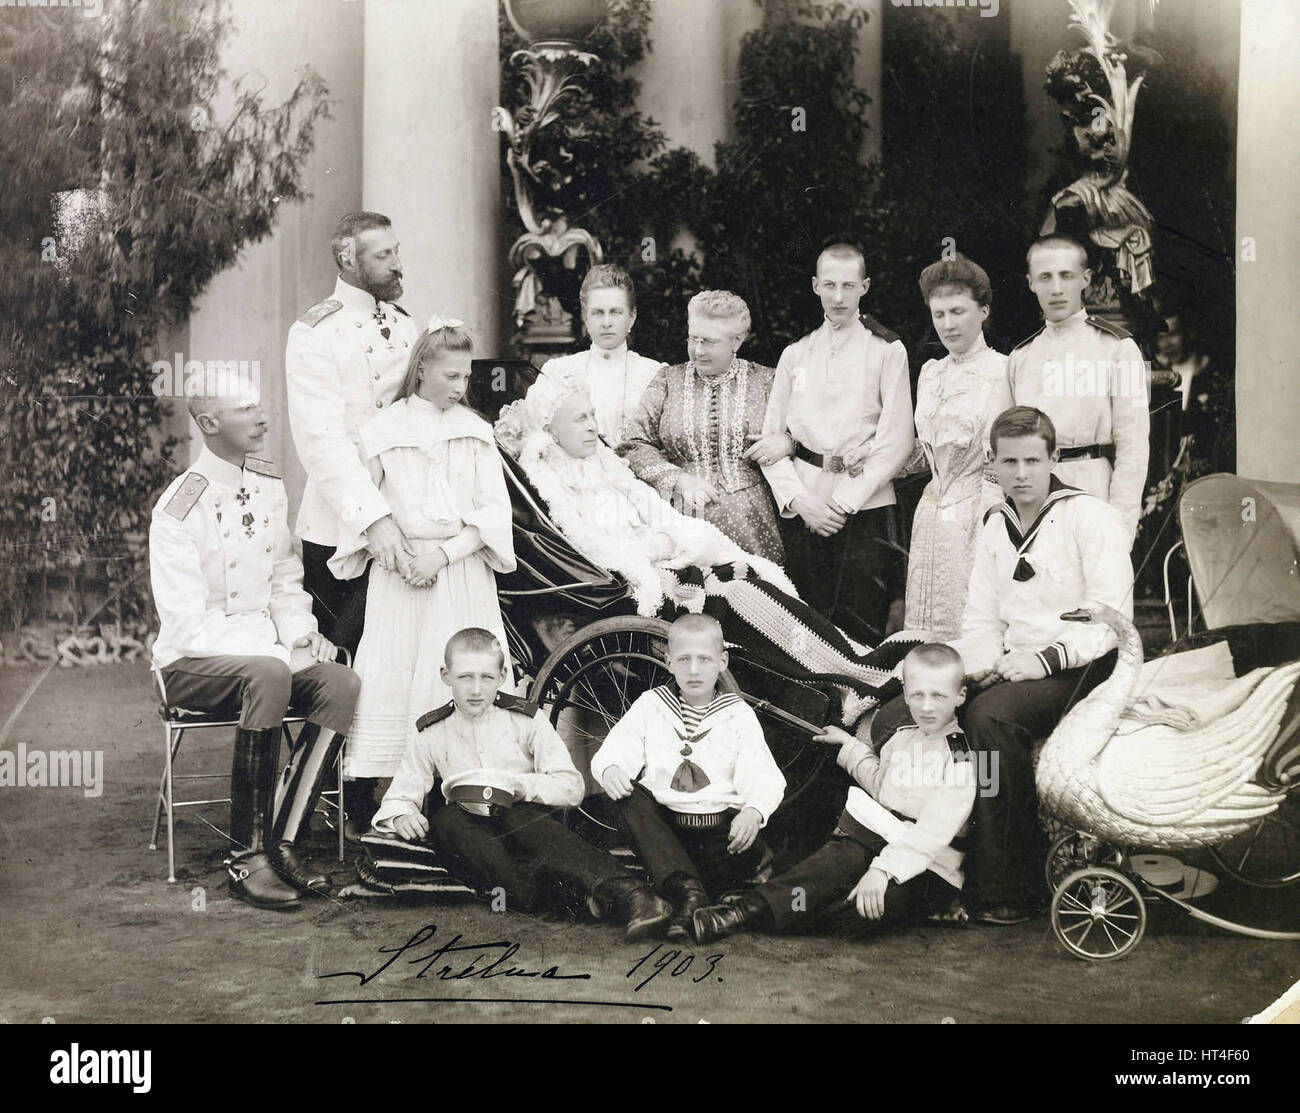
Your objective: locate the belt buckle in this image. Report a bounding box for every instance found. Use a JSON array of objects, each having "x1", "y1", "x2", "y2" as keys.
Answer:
[{"x1": 826, "y1": 454, "x2": 845, "y2": 474}]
